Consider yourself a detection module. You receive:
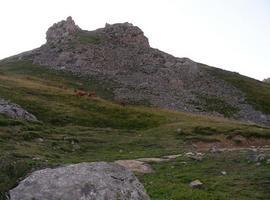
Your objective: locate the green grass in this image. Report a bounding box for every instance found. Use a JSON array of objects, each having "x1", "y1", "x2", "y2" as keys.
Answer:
[
  {"x1": 202, "y1": 64, "x2": 270, "y2": 114},
  {"x1": 76, "y1": 31, "x2": 102, "y2": 45},
  {"x1": 139, "y1": 152, "x2": 270, "y2": 200},
  {"x1": 0, "y1": 60, "x2": 270, "y2": 199}
]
